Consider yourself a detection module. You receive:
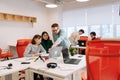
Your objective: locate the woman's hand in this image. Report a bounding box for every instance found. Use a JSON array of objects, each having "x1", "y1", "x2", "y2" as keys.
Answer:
[{"x1": 34, "y1": 53, "x2": 40, "y2": 56}]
